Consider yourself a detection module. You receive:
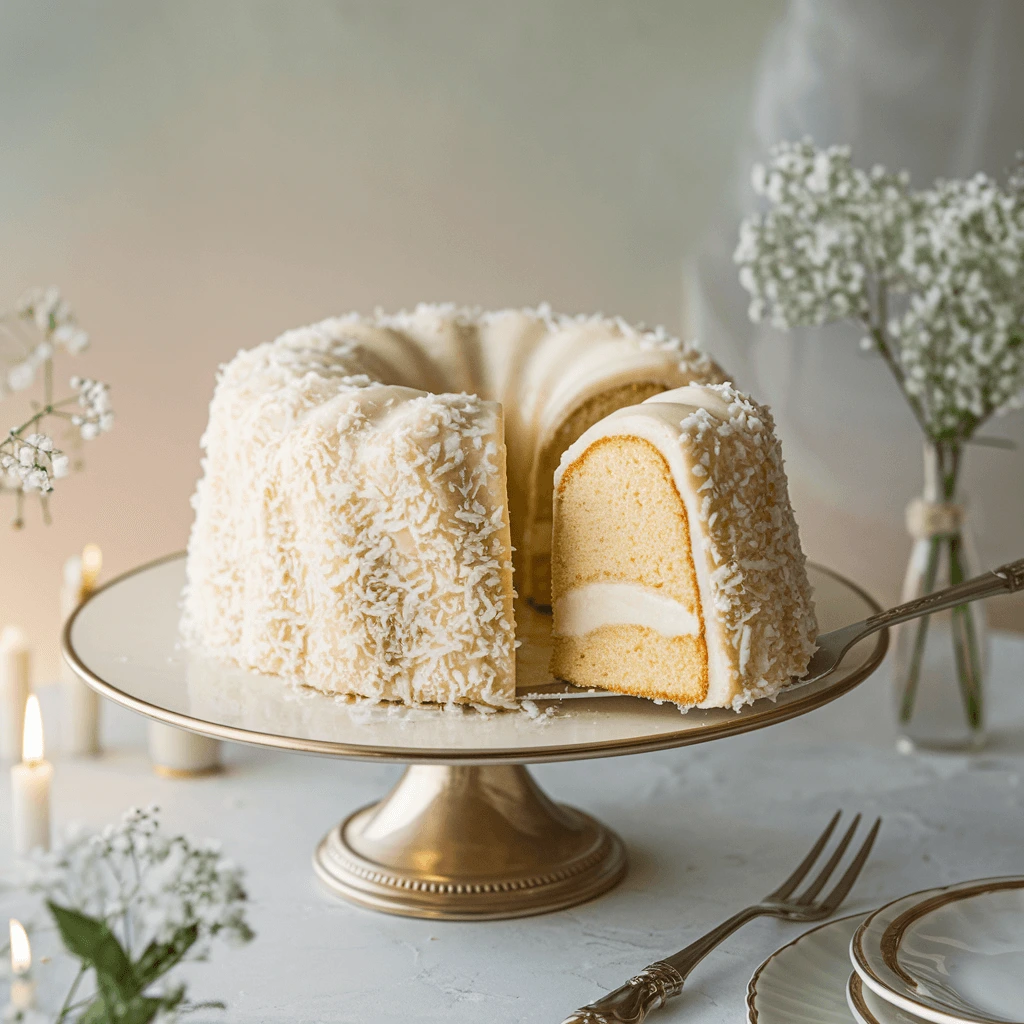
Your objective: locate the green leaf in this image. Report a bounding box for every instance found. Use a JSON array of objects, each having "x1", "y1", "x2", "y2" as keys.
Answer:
[
  {"x1": 47, "y1": 902, "x2": 140, "y2": 1001},
  {"x1": 117, "y1": 995, "x2": 165, "y2": 1024},
  {"x1": 76, "y1": 993, "x2": 166, "y2": 1024},
  {"x1": 77, "y1": 1001, "x2": 109, "y2": 1024},
  {"x1": 157, "y1": 984, "x2": 187, "y2": 1012},
  {"x1": 135, "y1": 923, "x2": 199, "y2": 986}
]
